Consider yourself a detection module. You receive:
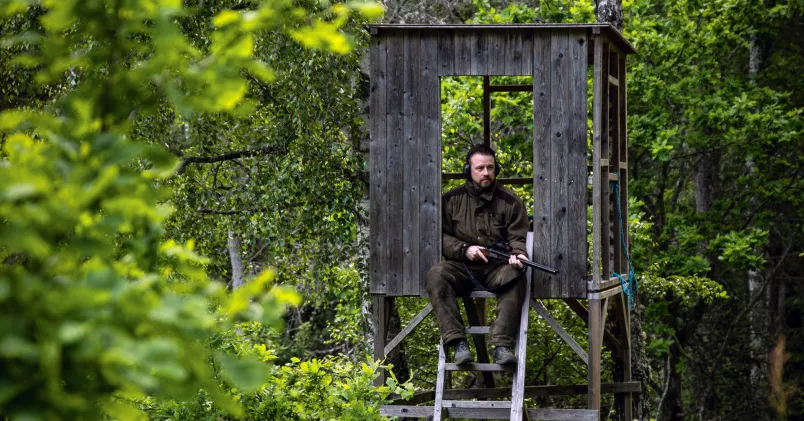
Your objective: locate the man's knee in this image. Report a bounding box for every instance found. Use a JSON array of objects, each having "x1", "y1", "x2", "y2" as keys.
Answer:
[{"x1": 425, "y1": 263, "x2": 456, "y2": 294}]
